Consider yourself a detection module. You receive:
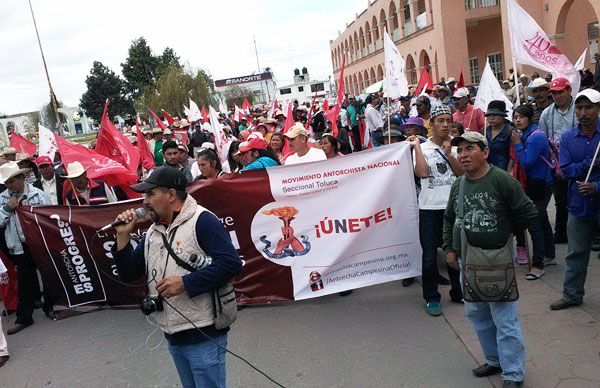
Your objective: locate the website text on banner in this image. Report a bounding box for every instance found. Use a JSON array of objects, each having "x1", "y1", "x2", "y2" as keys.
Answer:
[{"x1": 17, "y1": 143, "x2": 421, "y2": 316}]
